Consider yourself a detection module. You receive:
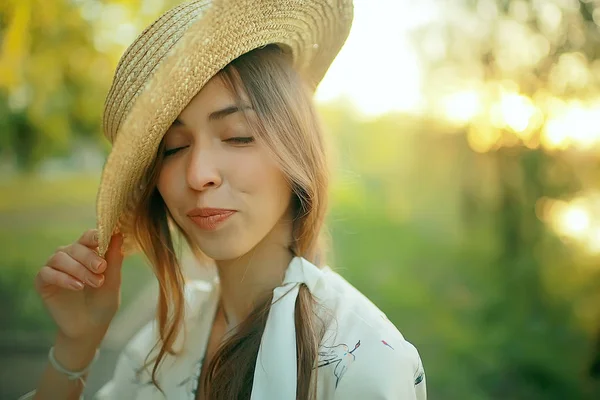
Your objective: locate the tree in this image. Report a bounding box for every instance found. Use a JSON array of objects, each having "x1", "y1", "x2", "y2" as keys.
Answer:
[
  {"x1": 0, "y1": 0, "x2": 179, "y2": 170},
  {"x1": 411, "y1": 0, "x2": 600, "y2": 397}
]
